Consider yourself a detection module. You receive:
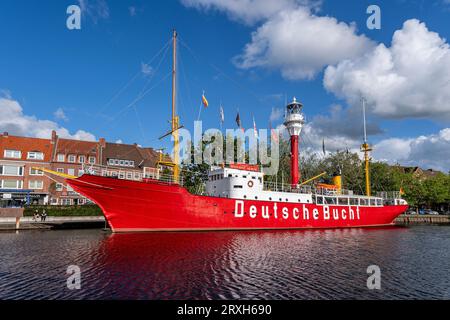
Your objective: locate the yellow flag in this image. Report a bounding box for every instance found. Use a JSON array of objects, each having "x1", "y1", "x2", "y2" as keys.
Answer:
[{"x1": 202, "y1": 94, "x2": 209, "y2": 108}]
